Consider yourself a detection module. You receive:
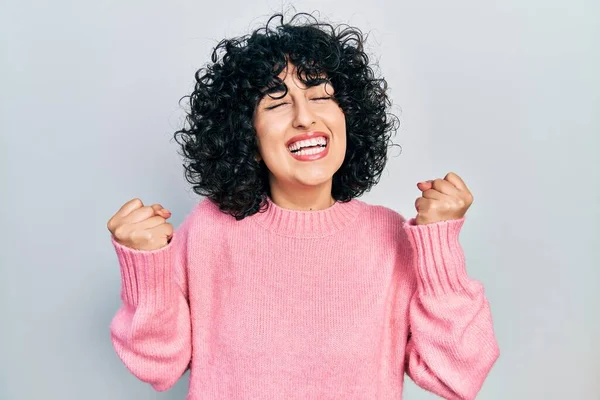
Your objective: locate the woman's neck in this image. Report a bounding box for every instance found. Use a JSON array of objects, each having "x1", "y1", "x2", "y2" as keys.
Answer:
[{"x1": 268, "y1": 183, "x2": 335, "y2": 211}]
